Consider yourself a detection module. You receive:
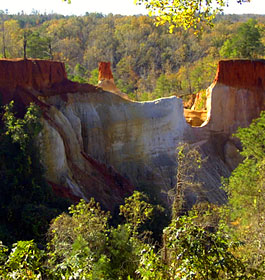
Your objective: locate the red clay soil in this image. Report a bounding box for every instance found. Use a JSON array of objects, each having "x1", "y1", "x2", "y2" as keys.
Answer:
[
  {"x1": 48, "y1": 181, "x2": 80, "y2": 203},
  {"x1": 0, "y1": 58, "x2": 66, "y2": 93},
  {"x1": 98, "y1": 61, "x2": 114, "y2": 81},
  {"x1": 215, "y1": 59, "x2": 265, "y2": 90},
  {"x1": 0, "y1": 58, "x2": 100, "y2": 104},
  {"x1": 81, "y1": 152, "x2": 134, "y2": 197}
]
